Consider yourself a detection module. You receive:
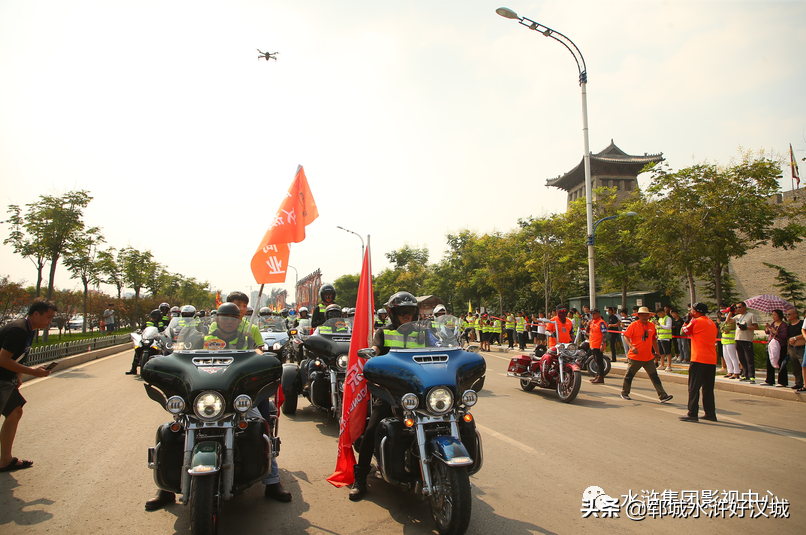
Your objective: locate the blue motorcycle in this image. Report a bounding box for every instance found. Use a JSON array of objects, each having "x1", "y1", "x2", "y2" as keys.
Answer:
[{"x1": 359, "y1": 315, "x2": 485, "y2": 535}]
